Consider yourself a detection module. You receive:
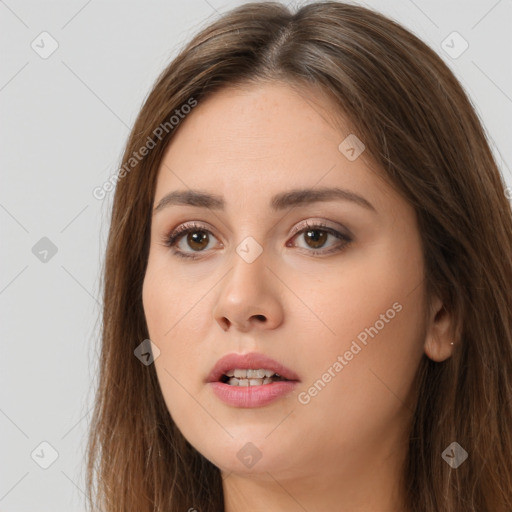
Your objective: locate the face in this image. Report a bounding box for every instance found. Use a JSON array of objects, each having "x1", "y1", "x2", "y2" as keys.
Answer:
[{"x1": 142, "y1": 81, "x2": 430, "y2": 484}]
